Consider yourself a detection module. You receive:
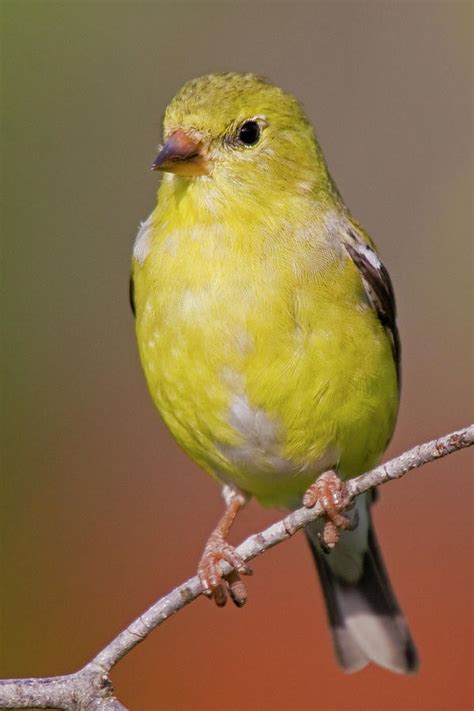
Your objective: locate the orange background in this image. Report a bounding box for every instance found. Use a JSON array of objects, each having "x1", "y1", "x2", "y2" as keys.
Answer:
[{"x1": 2, "y1": 2, "x2": 473, "y2": 710}]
